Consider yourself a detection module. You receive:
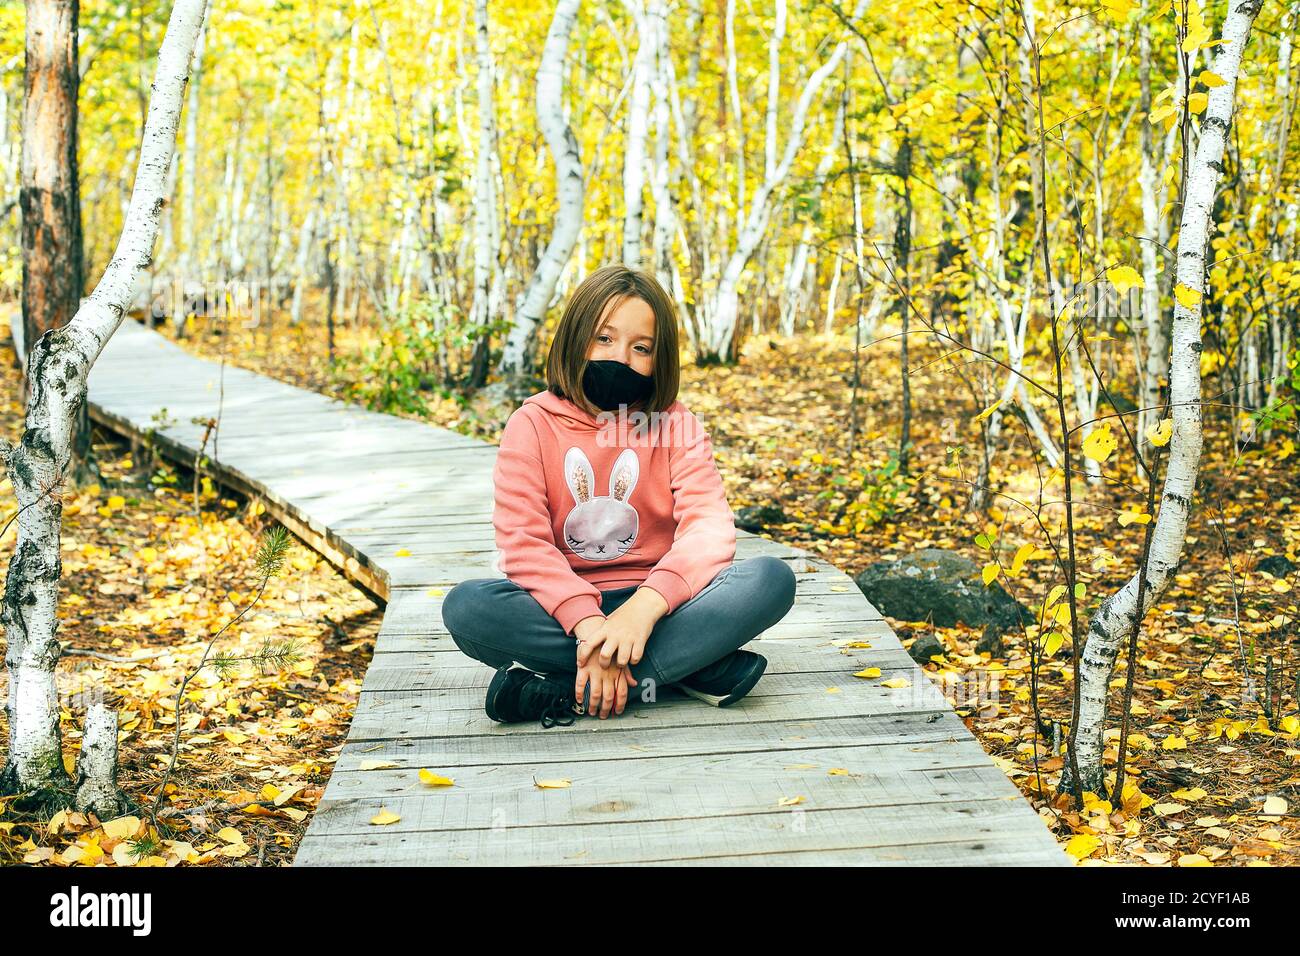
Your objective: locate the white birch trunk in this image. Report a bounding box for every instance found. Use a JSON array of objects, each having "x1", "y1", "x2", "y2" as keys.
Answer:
[
  {"x1": 177, "y1": 4, "x2": 206, "y2": 301},
  {"x1": 622, "y1": 0, "x2": 653, "y2": 266},
  {"x1": 782, "y1": 90, "x2": 845, "y2": 336},
  {"x1": 0, "y1": 0, "x2": 210, "y2": 812},
  {"x1": 703, "y1": 0, "x2": 867, "y2": 360},
  {"x1": 647, "y1": 0, "x2": 675, "y2": 287},
  {"x1": 289, "y1": 199, "x2": 317, "y2": 327},
  {"x1": 498, "y1": 0, "x2": 584, "y2": 381},
  {"x1": 470, "y1": 0, "x2": 502, "y2": 340},
  {"x1": 1066, "y1": 0, "x2": 1263, "y2": 795},
  {"x1": 1136, "y1": 2, "x2": 1165, "y2": 446}
]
